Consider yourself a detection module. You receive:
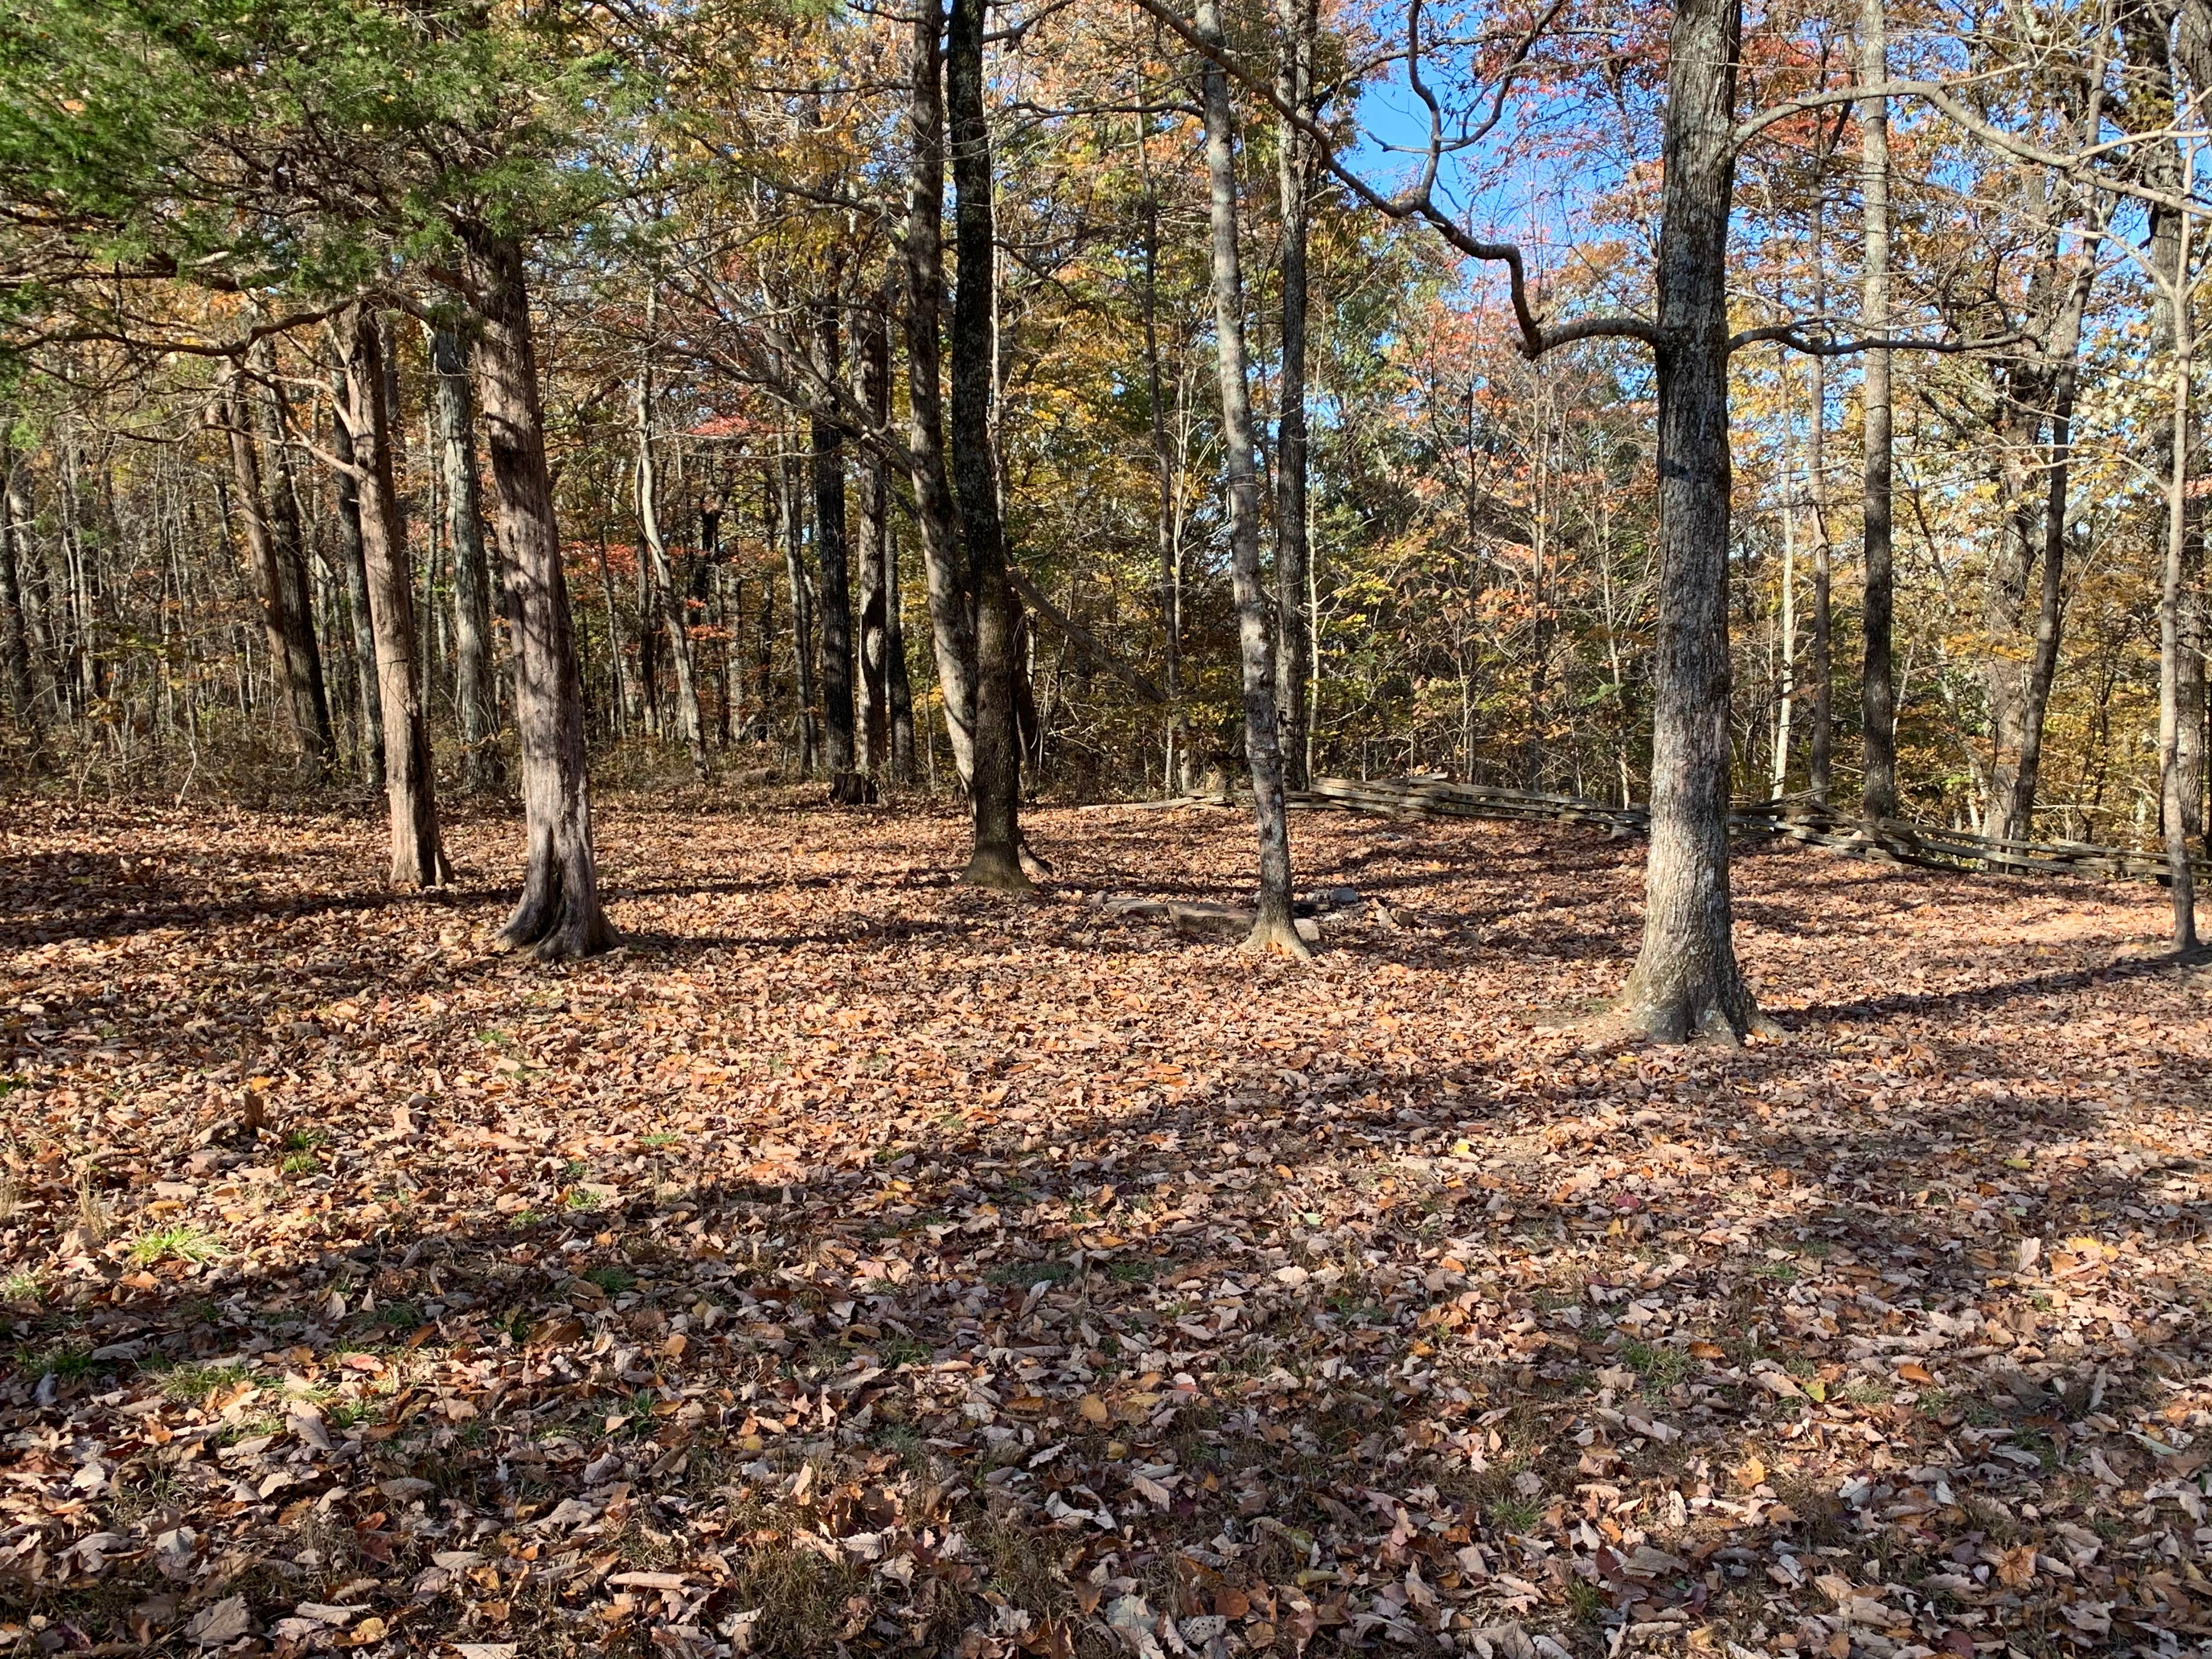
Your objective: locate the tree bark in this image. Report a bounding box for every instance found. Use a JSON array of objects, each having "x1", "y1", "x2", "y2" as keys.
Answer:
[
  {"x1": 856, "y1": 291, "x2": 894, "y2": 775},
  {"x1": 1807, "y1": 224, "x2": 1833, "y2": 802},
  {"x1": 634, "y1": 293, "x2": 708, "y2": 775},
  {"x1": 252, "y1": 341, "x2": 336, "y2": 767},
  {"x1": 901, "y1": 0, "x2": 978, "y2": 788},
  {"x1": 1136, "y1": 120, "x2": 1190, "y2": 794},
  {"x1": 221, "y1": 364, "x2": 331, "y2": 773},
  {"x1": 781, "y1": 450, "x2": 820, "y2": 769},
  {"x1": 812, "y1": 284, "x2": 860, "y2": 780},
  {"x1": 329, "y1": 371, "x2": 385, "y2": 787},
  {"x1": 432, "y1": 325, "x2": 504, "y2": 792},
  {"x1": 463, "y1": 230, "x2": 615, "y2": 958},
  {"x1": 1610, "y1": 0, "x2": 1768, "y2": 1041},
  {"x1": 947, "y1": 0, "x2": 1029, "y2": 887},
  {"x1": 341, "y1": 306, "x2": 448, "y2": 888},
  {"x1": 1197, "y1": 0, "x2": 1305, "y2": 956},
  {"x1": 2162, "y1": 220, "x2": 2203, "y2": 950},
  {"x1": 1273, "y1": 0, "x2": 1317, "y2": 791},
  {"x1": 0, "y1": 442, "x2": 42, "y2": 748},
  {"x1": 1858, "y1": 0, "x2": 1898, "y2": 820}
]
